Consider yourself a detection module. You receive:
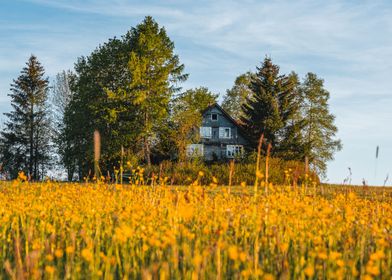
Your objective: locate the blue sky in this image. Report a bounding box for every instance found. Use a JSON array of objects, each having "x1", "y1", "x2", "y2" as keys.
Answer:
[{"x1": 1, "y1": 0, "x2": 392, "y2": 184}]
